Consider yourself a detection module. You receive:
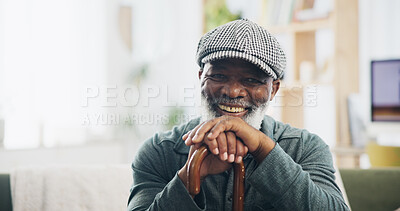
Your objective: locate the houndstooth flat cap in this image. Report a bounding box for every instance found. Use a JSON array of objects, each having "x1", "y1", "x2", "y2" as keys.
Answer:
[{"x1": 196, "y1": 19, "x2": 286, "y2": 80}]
